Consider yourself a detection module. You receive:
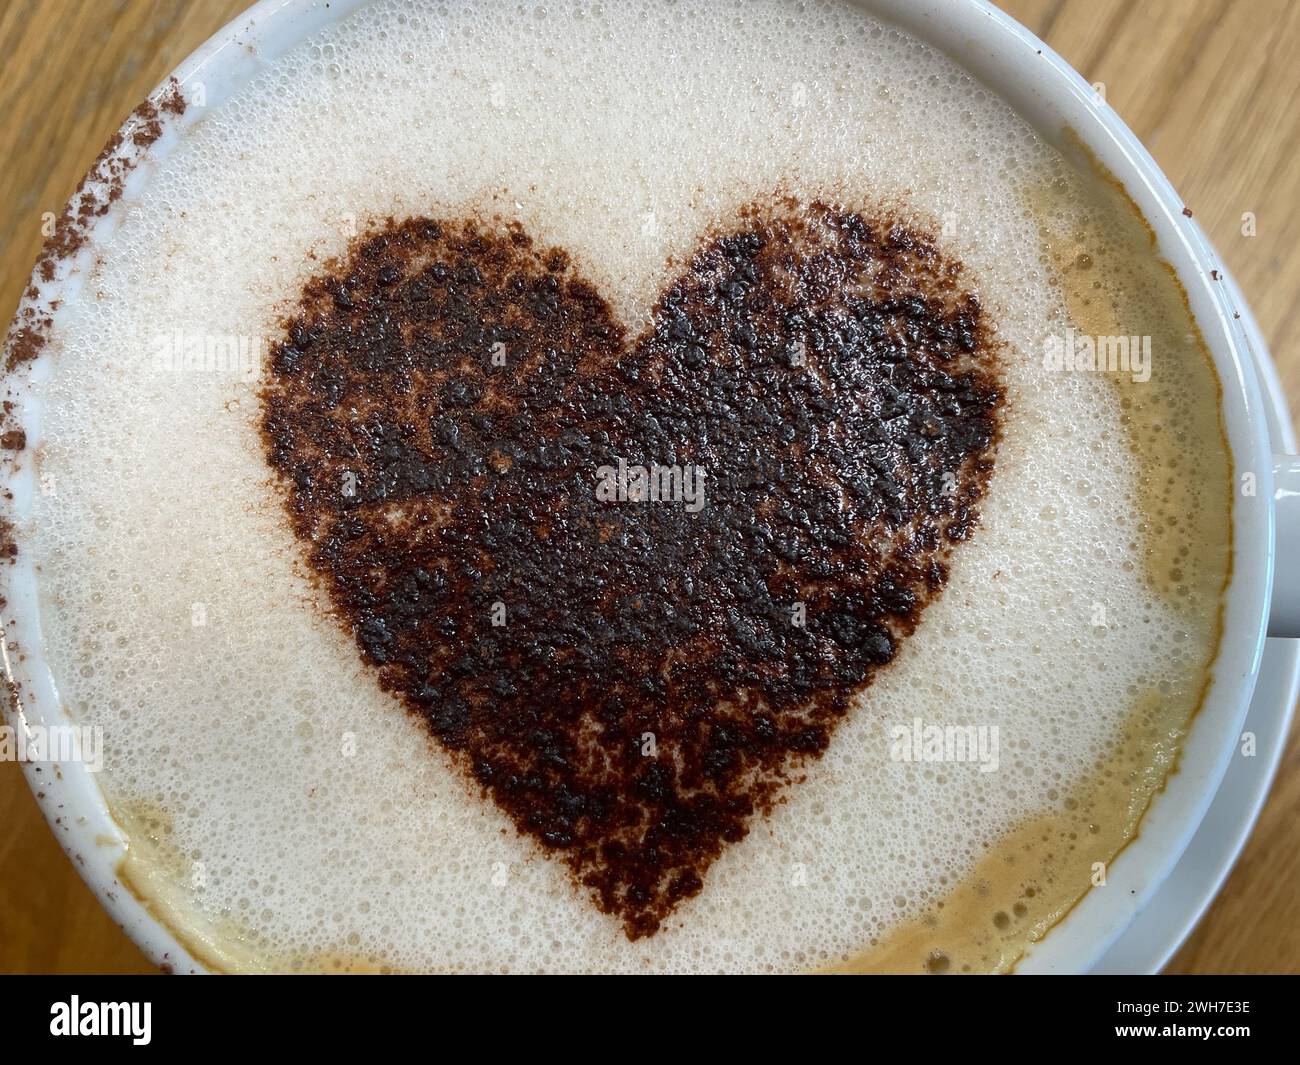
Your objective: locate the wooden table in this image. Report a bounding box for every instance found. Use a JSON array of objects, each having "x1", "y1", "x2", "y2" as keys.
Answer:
[{"x1": 1, "y1": 0, "x2": 1296, "y2": 974}]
